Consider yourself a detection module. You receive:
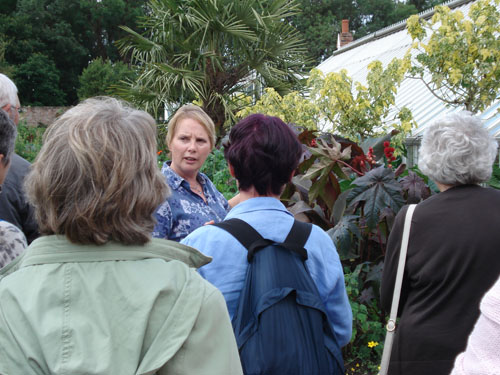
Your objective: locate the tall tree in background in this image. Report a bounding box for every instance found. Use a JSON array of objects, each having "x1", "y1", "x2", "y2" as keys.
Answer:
[
  {"x1": 408, "y1": 0, "x2": 443, "y2": 12},
  {"x1": 407, "y1": 0, "x2": 500, "y2": 113},
  {"x1": 292, "y1": 0, "x2": 445, "y2": 63},
  {"x1": 116, "y1": 0, "x2": 311, "y2": 139},
  {"x1": 0, "y1": 0, "x2": 147, "y2": 105}
]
